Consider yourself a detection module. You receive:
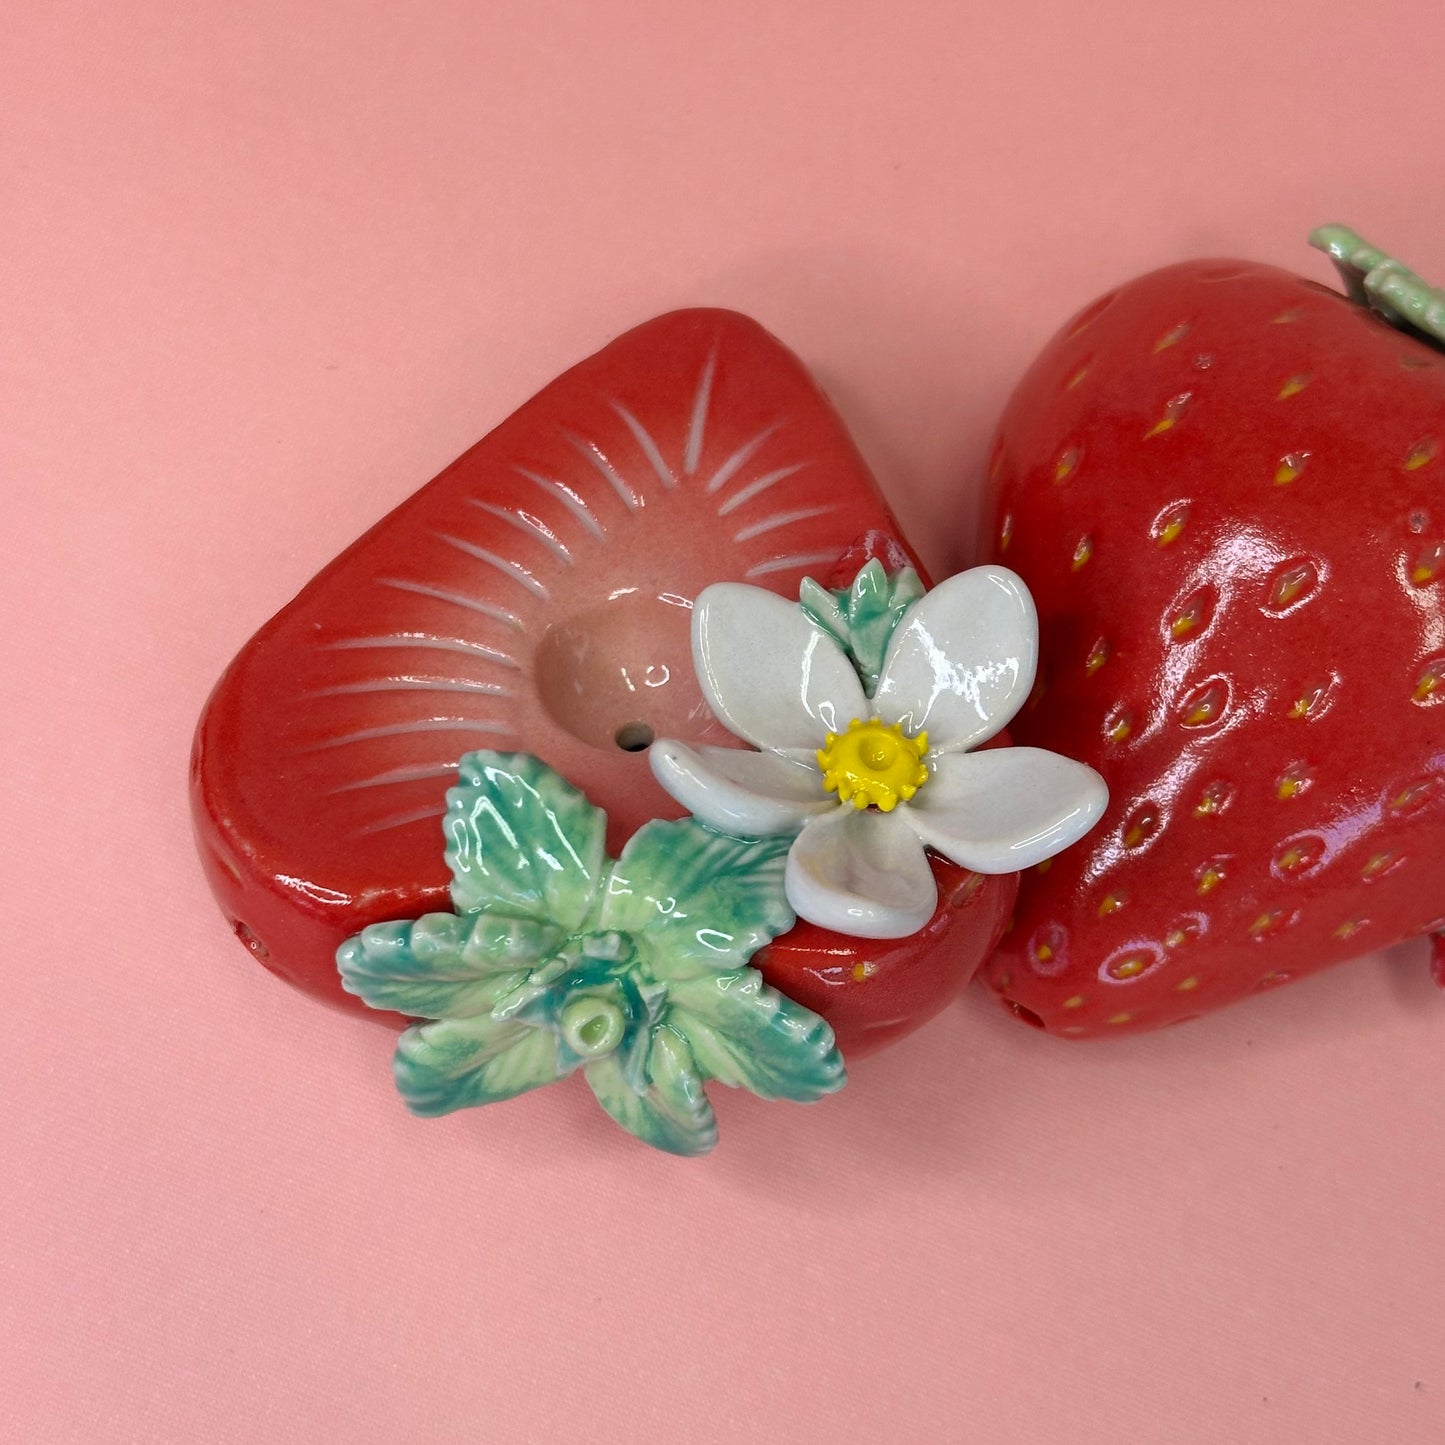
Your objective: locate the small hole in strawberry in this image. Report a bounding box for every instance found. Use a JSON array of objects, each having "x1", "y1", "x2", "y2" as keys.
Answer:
[
  {"x1": 614, "y1": 722, "x2": 655, "y2": 752},
  {"x1": 231, "y1": 919, "x2": 271, "y2": 963},
  {"x1": 1004, "y1": 1000, "x2": 1047, "y2": 1030},
  {"x1": 536, "y1": 595, "x2": 700, "y2": 748}
]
